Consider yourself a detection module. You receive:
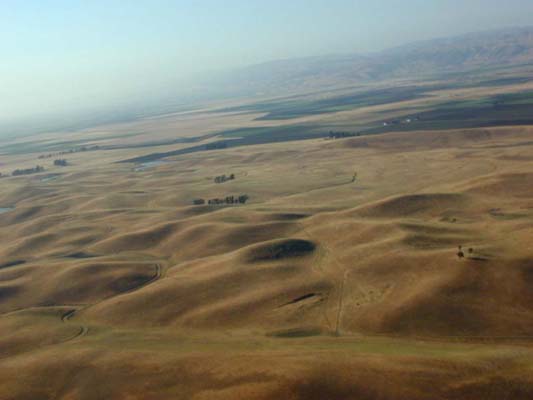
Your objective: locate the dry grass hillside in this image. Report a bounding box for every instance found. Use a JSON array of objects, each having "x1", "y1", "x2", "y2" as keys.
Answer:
[{"x1": 1, "y1": 125, "x2": 533, "y2": 399}]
